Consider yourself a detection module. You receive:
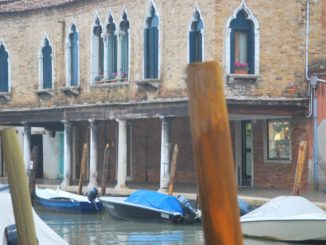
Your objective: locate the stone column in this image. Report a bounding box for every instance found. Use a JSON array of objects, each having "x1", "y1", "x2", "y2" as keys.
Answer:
[
  {"x1": 115, "y1": 119, "x2": 128, "y2": 190},
  {"x1": 88, "y1": 119, "x2": 98, "y2": 189},
  {"x1": 159, "y1": 117, "x2": 171, "y2": 192},
  {"x1": 61, "y1": 120, "x2": 71, "y2": 187},
  {"x1": 23, "y1": 123, "x2": 31, "y2": 173}
]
